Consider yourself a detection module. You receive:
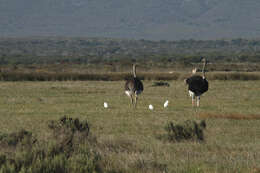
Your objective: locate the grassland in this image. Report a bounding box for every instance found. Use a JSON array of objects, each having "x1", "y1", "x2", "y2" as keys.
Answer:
[{"x1": 0, "y1": 80, "x2": 260, "y2": 172}]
